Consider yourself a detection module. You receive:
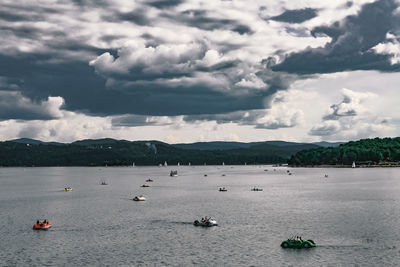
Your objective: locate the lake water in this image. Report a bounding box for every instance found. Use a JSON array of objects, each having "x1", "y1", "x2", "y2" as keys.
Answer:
[{"x1": 1, "y1": 166, "x2": 400, "y2": 266}]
